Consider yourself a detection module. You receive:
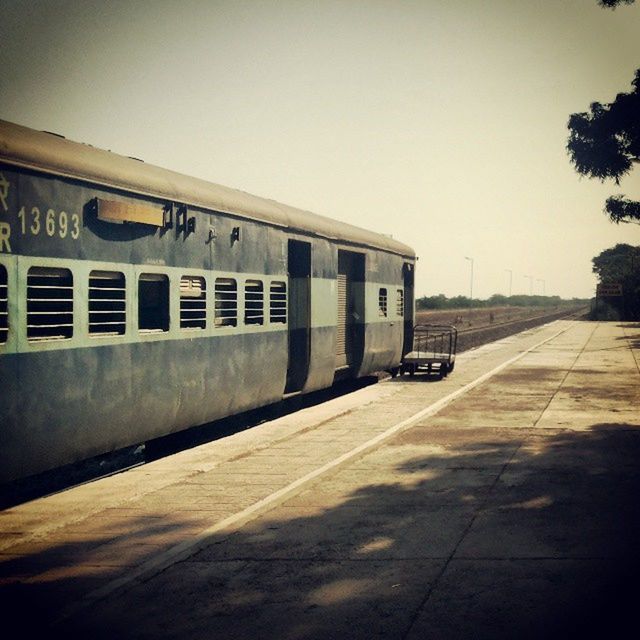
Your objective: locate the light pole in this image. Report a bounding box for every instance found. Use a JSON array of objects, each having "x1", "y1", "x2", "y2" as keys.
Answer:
[
  {"x1": 537, "y1": 279, "x2": 546, "y2": 295},
  {"x1": 524, "y1": 274, "x2": 533, "y2": 296},
  {"x1": 464, "y1": 256, "x2": 474, "y2": 302},
  {"x1": 505, "y1": 269, "x2": 512, "y2": 297}
]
